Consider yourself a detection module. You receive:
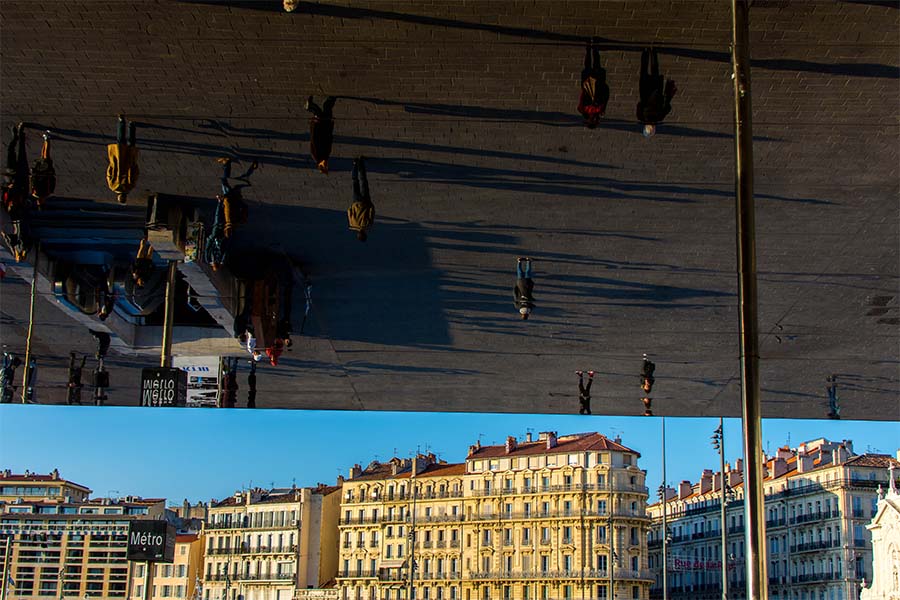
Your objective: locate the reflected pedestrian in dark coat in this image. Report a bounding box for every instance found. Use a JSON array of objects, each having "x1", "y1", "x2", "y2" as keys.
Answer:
[
  {"x1": 636, "y1": 48, "x2": 677, "y2": 137},
  {"x1": 348, "y1": 157, "x2": 374, "y2": 241},
  {"x1": 31, "y1": 131, "x2": 56, "y2": 208},
  {"x1": 577, "y1": 39, "x2": 610, "y2": 129},
  {"x1": 2, "y1": 122, "x2": 28, "y2": 215},
  {"x1": 576, "y1": 370, "x2": 594, "y2": 415},
  {"x1": 306, "y1": 96, "x2": 336, "y2": 174},
  {"x1": 514, "y1": 257, "x2": 535, "y2": 319}
]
